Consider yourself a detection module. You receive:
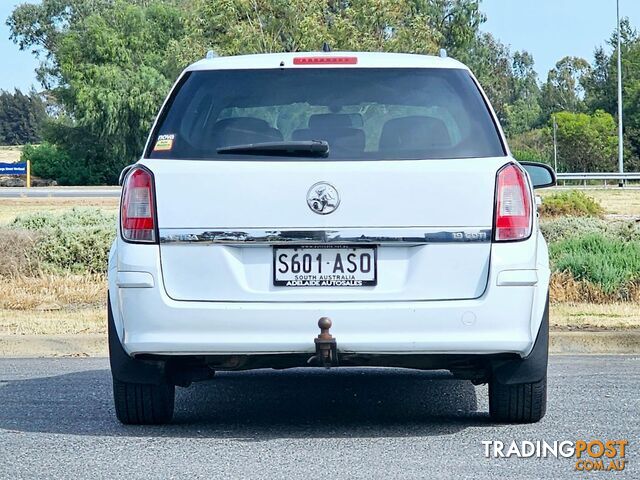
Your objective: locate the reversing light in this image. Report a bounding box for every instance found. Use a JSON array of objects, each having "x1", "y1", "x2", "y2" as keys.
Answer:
[
  {"x1": 121, "y1": 166, "x2": 157, "y2": 243},
  {"x1": 494, "y1": 164, "x2": 532, "y2": 241}
]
